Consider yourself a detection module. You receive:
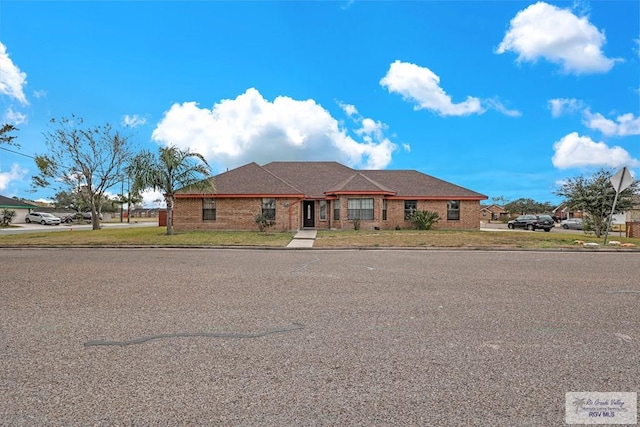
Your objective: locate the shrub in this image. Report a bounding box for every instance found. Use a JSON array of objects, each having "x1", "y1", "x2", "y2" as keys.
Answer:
[
  {"x1": 409, "y1": 210, "x2": 440, "y2": 230},
  {"x1": 255, "y1": 213, "x2": 275, "y2": 232},
  {"x1": 1, "y1": 209, "x2": 16, "y2": 227},
  {"x1": 352, "y1": 218, "x2": 361, "y2": 230}
]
